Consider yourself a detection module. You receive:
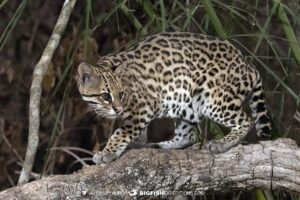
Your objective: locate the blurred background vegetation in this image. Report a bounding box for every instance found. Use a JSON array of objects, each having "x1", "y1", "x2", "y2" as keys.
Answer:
[{"x1": 0, "y1": 0, "x2": 300, "y2": 199}]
